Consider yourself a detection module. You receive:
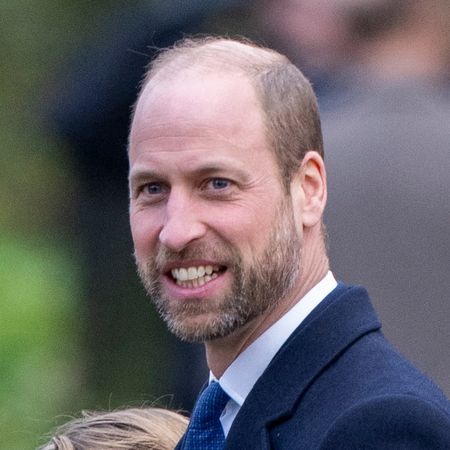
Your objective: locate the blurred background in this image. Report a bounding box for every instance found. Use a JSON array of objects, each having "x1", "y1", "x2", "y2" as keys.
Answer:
[{"x1": 1, "y1": 1, "x2": 449, "y2": 449}]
